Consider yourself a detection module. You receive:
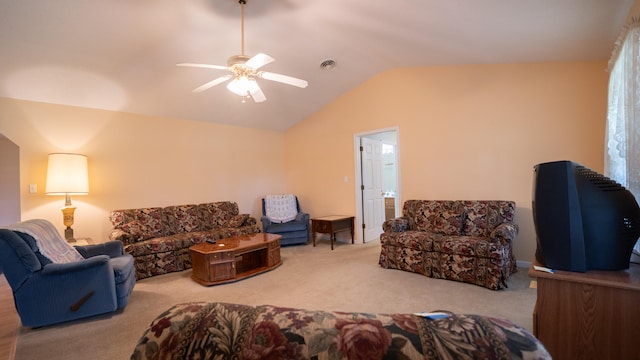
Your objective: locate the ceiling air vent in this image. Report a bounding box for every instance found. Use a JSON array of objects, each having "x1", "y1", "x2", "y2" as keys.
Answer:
[{"x1": 320, "y1": 59, "x2": 337, "y2": 70}]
